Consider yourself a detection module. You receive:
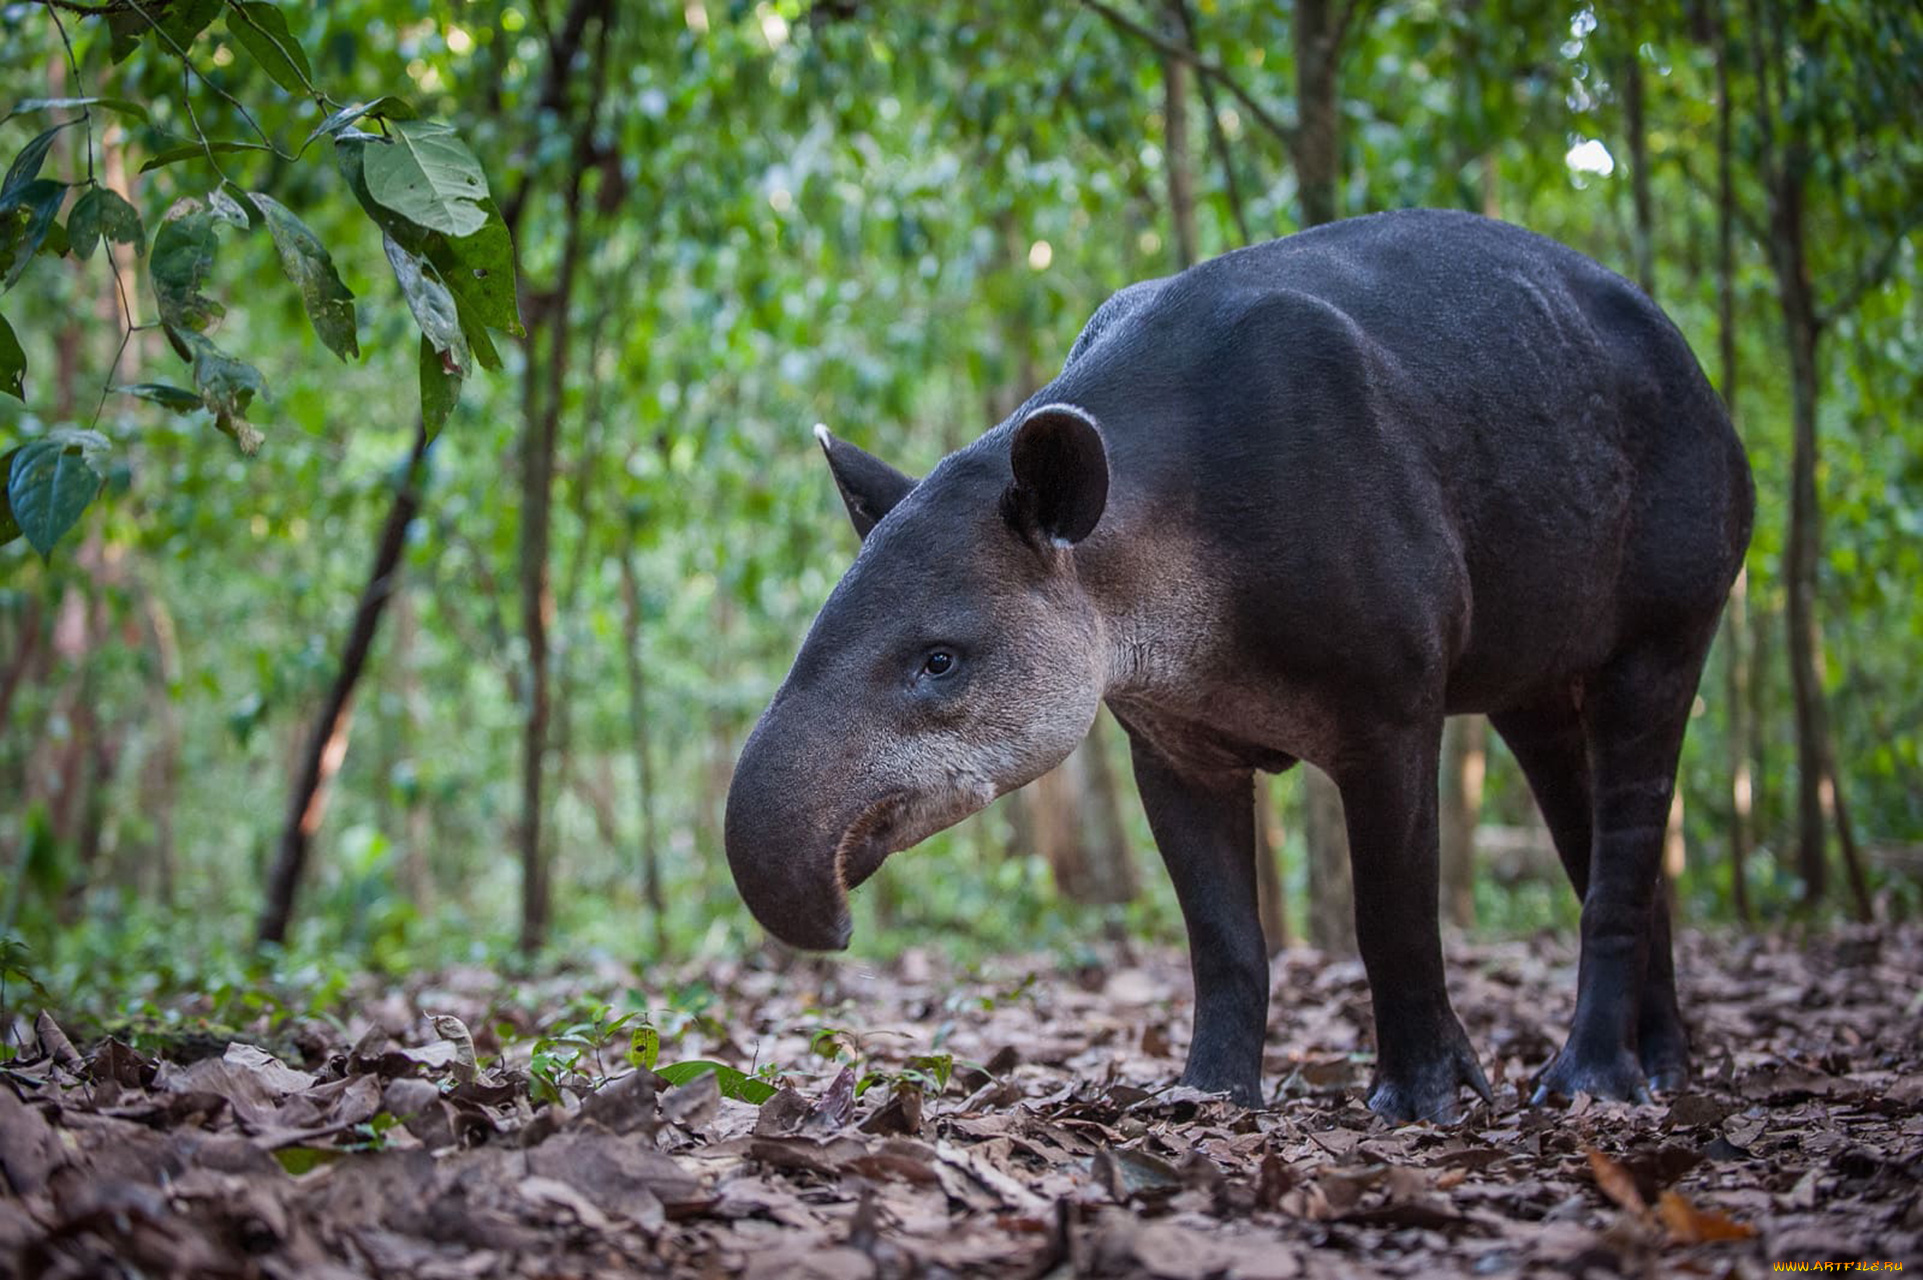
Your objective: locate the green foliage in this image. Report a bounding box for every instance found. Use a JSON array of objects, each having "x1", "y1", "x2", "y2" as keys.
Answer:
[
  {"x1": 361, "y1": 121, "x2": 491, "y2": 238},
  {"x1": 655, "y1": 1060, "x2": 779, "y2": 1105},
  {"x1": 4, "y1": 428, "x2": 109, "y2": 556}
]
